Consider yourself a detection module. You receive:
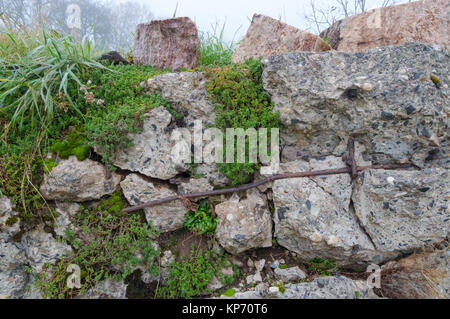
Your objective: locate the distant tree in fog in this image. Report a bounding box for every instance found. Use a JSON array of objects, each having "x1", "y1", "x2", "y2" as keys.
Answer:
[
  {"x1": 108, "y1": 1, "x2": 154, "y2": 51},
  {"x1": 0, "y1": 0, "x2": 155, "y2": 51},
  {"x1": 303, "y1": 0, "x2": 409, "y2": 34}
]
